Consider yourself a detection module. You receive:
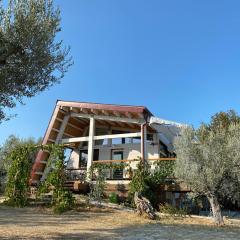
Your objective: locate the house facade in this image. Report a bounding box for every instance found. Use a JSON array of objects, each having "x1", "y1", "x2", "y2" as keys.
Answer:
[{"x1": 31, "y1": 100, "x2": 189, "y2": 206}]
